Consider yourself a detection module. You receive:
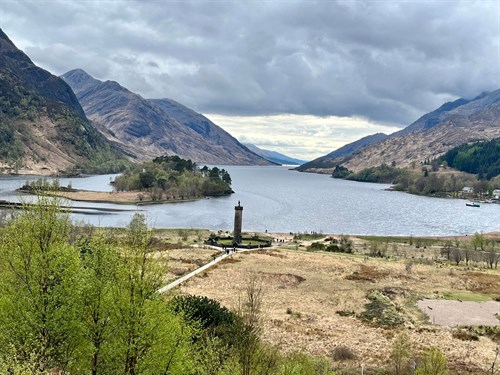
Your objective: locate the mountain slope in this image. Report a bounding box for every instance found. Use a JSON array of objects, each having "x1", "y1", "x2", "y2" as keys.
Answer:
[
  {"x1": 299, "y1": 90, "x2": 500, "y2": 173},
  {"x1": 296, "y1": 133, "x2": 388, "y2": 172},
  {"x1": 62, "y1": 69, "x2": 271, "y2": 166},
  {"x1": 0, "y1": 29, "x2": 129, "y2": 174},
  {"x1": 342, "y1": 90, "x2": 500, "y2": 171},
  {"x1": 243, "y1": 143, "x2": 305, "y2": 165}
]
